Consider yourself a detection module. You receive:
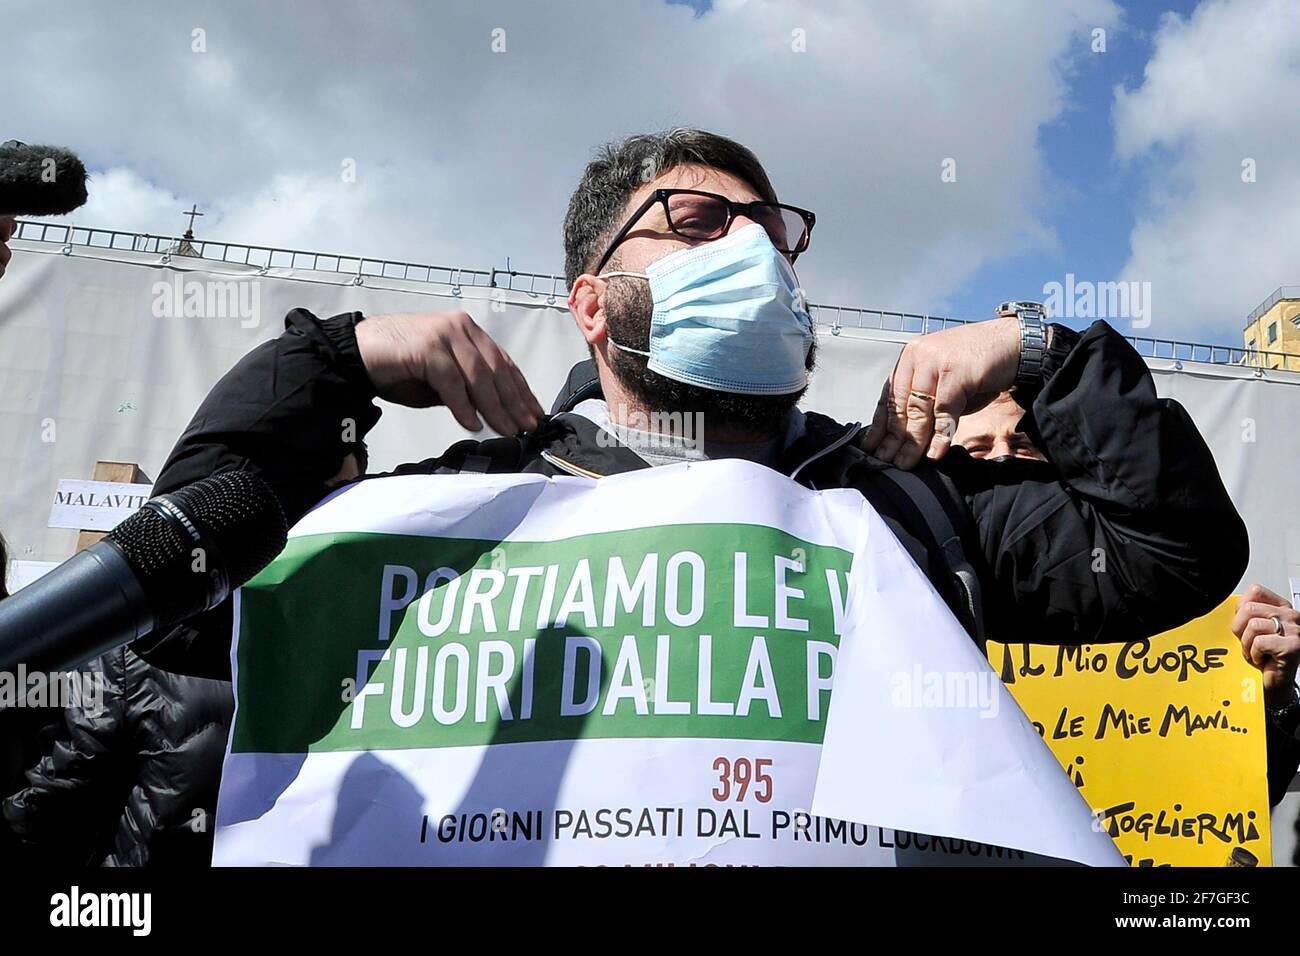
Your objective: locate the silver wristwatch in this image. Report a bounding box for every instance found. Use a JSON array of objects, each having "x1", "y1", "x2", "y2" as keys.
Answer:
[{"x1": 1000, "y1": 300, "x2": 1047, "y2": 396}]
